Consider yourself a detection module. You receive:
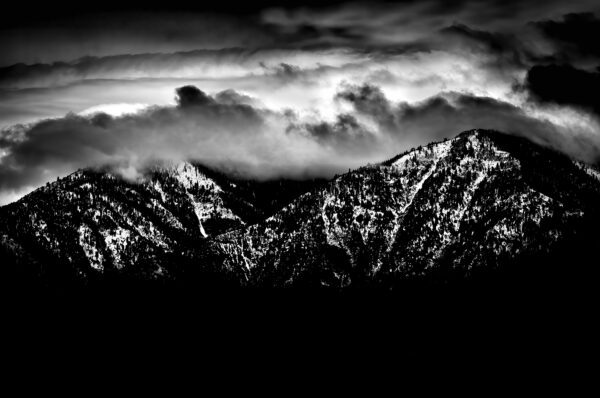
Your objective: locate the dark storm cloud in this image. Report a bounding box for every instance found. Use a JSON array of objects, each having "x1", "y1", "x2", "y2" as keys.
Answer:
[
  {"x1": 0, "y1": 49, "x2": 276, "y2": 89},
  {"x1": 532, "y1": 13, "x2": 600, "y2": 60},
  {"x1": 3, "y1": 0, "x2": 597, "y2": 68},
  {"x1": 397, "y1": 94, "x2": 573, "y2": 154},
  {"x1": 334, "y1": 84, "x2": 397, "y2": 132},
  {"x1": 0, "y1": 47, "x2": 371, "y2": 92},
  {"x1": 333, "y1": 83, "x2": 600, "y2": 162},
  {"x1": 438, "y1": 24, "x2": 532, "y2": 70},
  {"x1": 441, "y1": 24, "x2": 512, "y2": 54},
  {"x1": 525, "y1": 64, "x2": 600, "y2": 115},
  {"x1": 262, "y1": 0, "x2": 600, "y2": 49},
  {"x1": 0, "y1": 12, "x2": 275, "y2": 67},
  {"x1": 335, "y1": 84, "x2": 393, "y2": 121},
  {"x1": 2, "y1": 2, "x2": 598, "y2": 98},
  {"x1": 271, "y1": 63, "x2": 303, "y2": 80},
  {"x1": 292, "y1": 113, "x2": 377, "y2": 150},
  {"x1": 175, "y1": 86, "x2": 215, "y2": 107},
  {"x1": 0, "y1": 87, "x2": 266, "y2": 194}
]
